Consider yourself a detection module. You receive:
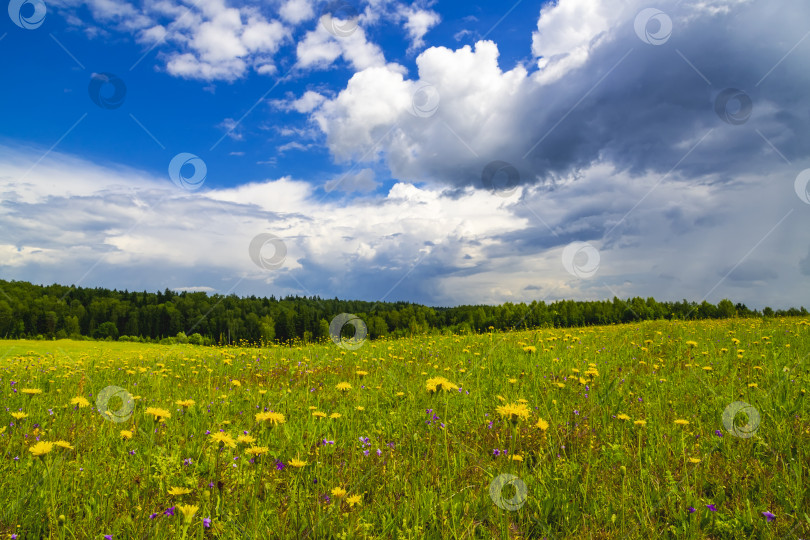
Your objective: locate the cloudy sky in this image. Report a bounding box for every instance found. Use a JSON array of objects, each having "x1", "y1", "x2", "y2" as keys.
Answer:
[{"x1": 1, "y1": 0, "x2": 809, "y2": 309}]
